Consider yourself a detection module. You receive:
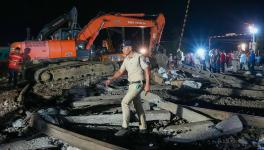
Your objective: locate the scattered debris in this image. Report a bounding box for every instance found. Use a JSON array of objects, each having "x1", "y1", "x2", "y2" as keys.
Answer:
[
  {"x1": 205, "y1": 87, "x2": 264, "y2": 99},
  {"x1": 0, "y1": 63, "x2": 264, "y2": 149},
  {"x1": 164, "y1": 115, "x2": 243, "y2": 143},
  {"x1": 140, "y1": 92, "x2": 210, "y2": 122},
  {"x1": 12, "y1": 119, "x2": 26, "y2": 128},
  {"x1": 189, "y1": 106, "x2": 264, "y2": 128},
  {"x1": 182, "y1": 80, "x2": 202, "y2": 89},
  {"x1": 71, "y1": 95, "x2": 123, "y2": 108},
  {"x1": 0, "y1": 136, "x2": 57, "y2": 150},
  {"x1": 256, "y1": 73, "x2": 263, "y2": 77}
]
